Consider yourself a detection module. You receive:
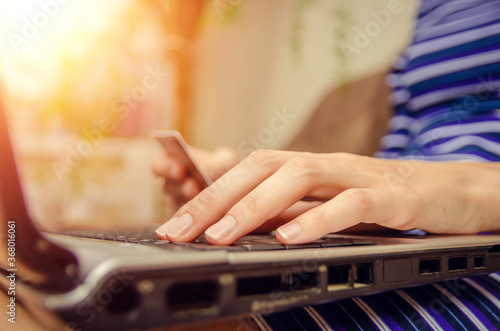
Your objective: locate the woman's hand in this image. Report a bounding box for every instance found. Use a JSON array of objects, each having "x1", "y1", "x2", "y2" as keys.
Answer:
[
  {"x1": 155, "y1": 150, "x2": 500, "y2": 245},
  {"x1": 152, "y1": 145, "x2": 241, "y2": 207}
]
